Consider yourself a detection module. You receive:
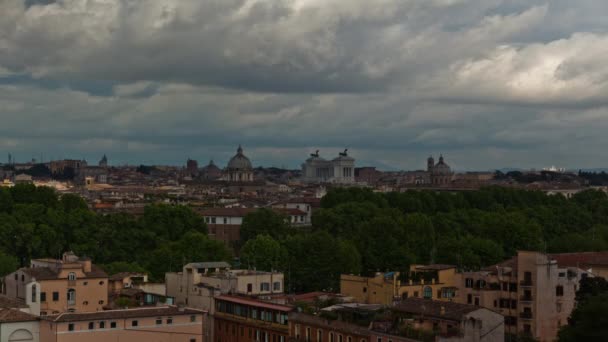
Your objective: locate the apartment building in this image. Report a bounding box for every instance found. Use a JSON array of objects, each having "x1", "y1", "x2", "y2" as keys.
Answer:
[
  {"x1": 214, "y1": 295, "x2": 292, "y2": 342},
  {"x1": 340, "y1": 264, "x2": 459, "y2": 305},
  {"x1": 39, "y1": 306, "x2": 205, "y2": 342},
  {"x1": 3, "y1": 252, "x2": 108, "y2": 315},
  {"x1": 455, "y1": 251, "x2": 589, "y2": 341}
]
